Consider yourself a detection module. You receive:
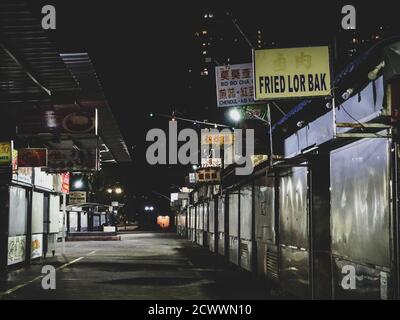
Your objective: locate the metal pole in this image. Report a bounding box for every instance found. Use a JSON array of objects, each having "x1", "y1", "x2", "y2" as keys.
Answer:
[
  {"x1": 267, "y1": 104, "x2": 274, "y2": 167},
  {"x1": 62, "y1": 193, "x2": 66, "y2": 254}
]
